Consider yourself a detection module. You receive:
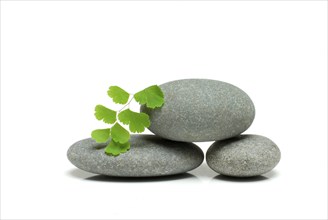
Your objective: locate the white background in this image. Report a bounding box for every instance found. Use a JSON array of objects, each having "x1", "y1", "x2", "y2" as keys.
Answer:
[{"x1": 1, "y1": 1, "x2": 327, "y2": 219}]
